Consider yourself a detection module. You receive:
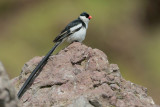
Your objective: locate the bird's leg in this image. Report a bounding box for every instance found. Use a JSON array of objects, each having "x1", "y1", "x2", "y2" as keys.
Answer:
[{"x1": 70, "y1": 40, "x2": 79, "y2": 44}]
